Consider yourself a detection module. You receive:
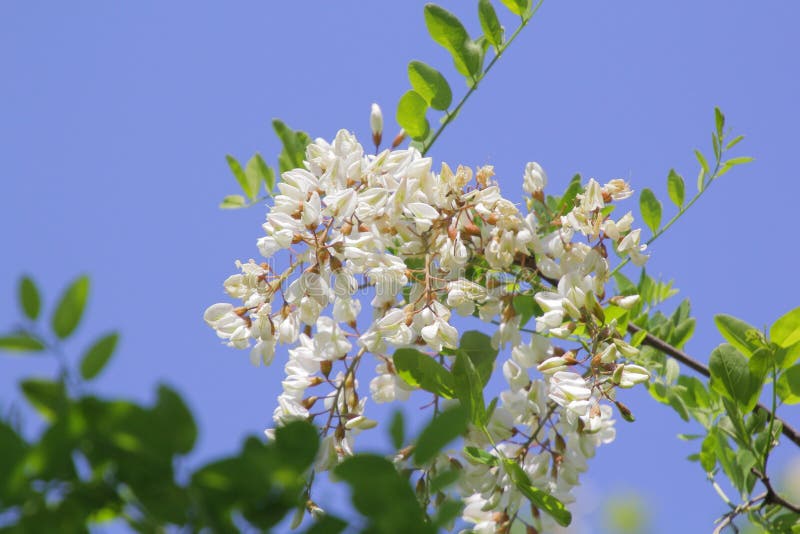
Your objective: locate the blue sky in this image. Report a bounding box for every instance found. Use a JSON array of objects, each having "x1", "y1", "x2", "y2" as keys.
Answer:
[{"x1": 1, "y1": 1, "x2": 799, "y2": 532}]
